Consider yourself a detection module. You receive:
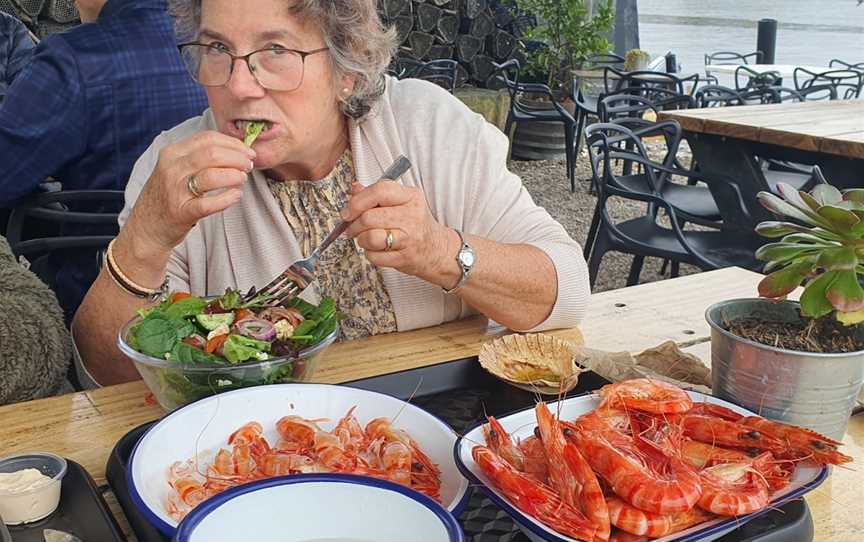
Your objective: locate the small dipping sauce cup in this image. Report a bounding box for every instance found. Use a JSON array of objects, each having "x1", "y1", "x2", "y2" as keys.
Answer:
[{"x1": 0, "y1": 453, "x2": 67, "y2": 525}]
